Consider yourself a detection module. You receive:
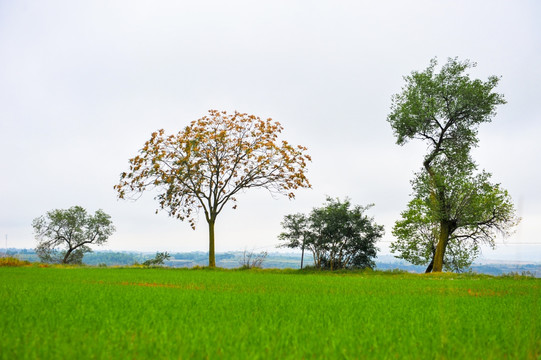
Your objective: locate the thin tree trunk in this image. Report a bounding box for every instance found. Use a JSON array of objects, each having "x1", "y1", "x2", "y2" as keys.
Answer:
[
  {"x1": 432, "y1": 221, "x2": 450, "y2": 272},
  {"x1": 425, "y1": 258, "x2": 434, "y2": 273},
  {"x1": 208, "y1": 219, "x2": 216, "y2": 268},
  {"x1": 425, "y1": 239, "x2": 436, "y2": 273},
  {"x1": 300, "y1": 240, "x2": 305, "y2": 269}
]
